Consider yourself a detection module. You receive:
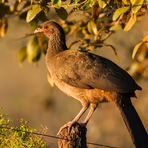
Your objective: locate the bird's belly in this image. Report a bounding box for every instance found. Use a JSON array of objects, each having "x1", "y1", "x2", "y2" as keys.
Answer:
[
  {"x1": 53, "y1": 78, "x2": 116, "y2": 103},
  {"x1": 54, "y1": 79, "x2": 86, "y2": 100}
]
